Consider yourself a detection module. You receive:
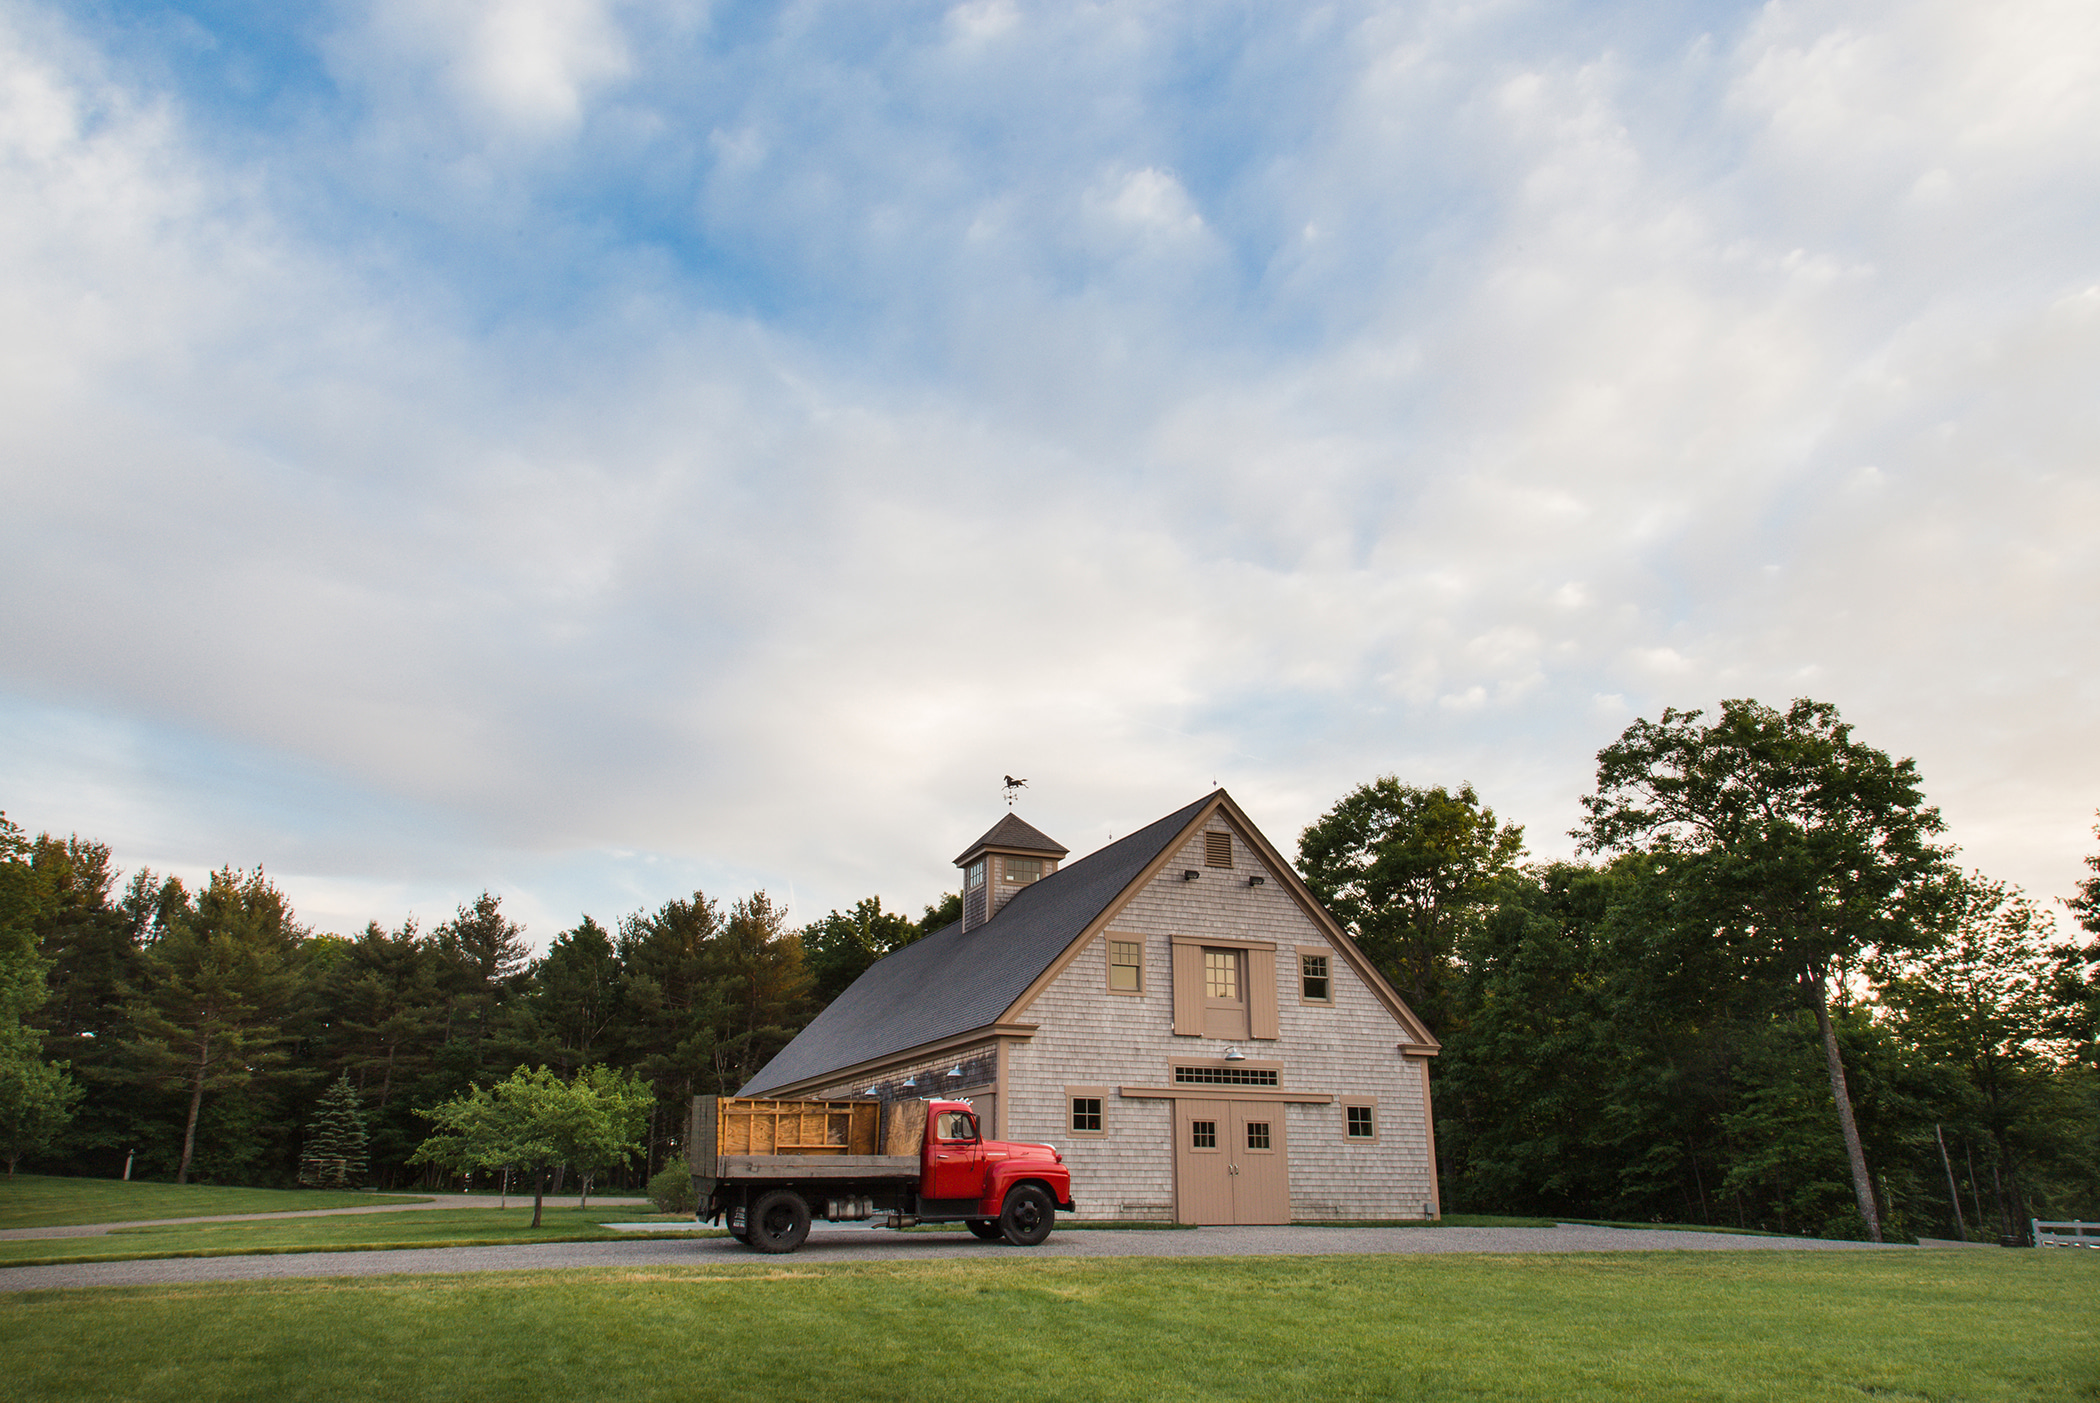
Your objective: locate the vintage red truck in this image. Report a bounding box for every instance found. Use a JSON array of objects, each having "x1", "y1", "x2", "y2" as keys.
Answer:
[{"x1": 686, "y1": 1095, "x2": 1075, "y2": 1253}]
